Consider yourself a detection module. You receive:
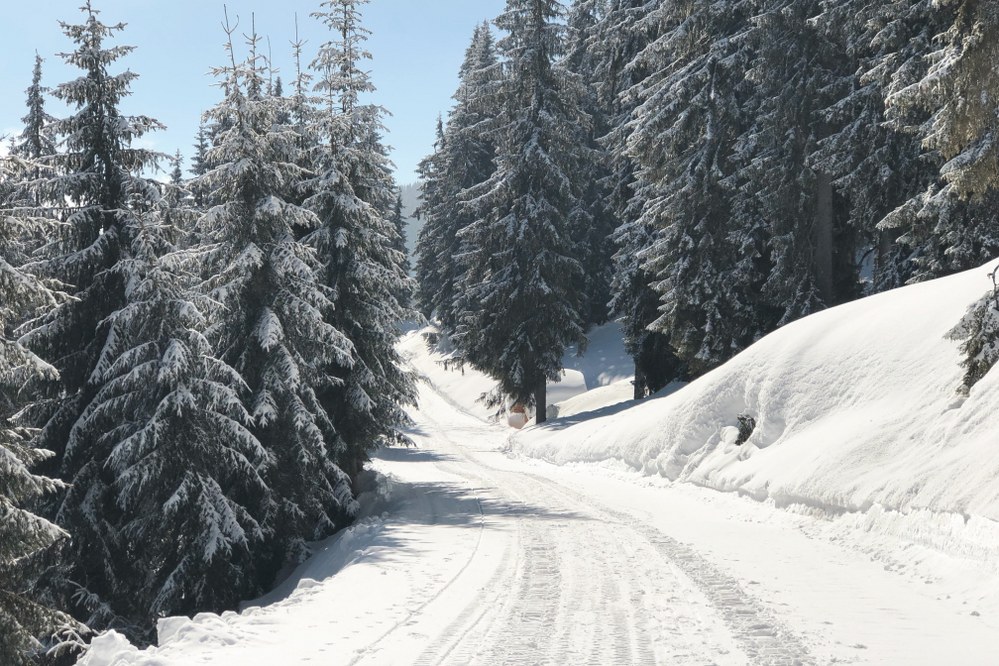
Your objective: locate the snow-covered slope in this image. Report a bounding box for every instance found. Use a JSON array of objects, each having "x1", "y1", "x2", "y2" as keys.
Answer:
[{"x1": 513, "y1": 261, "x2": 999, "y2": 556}]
